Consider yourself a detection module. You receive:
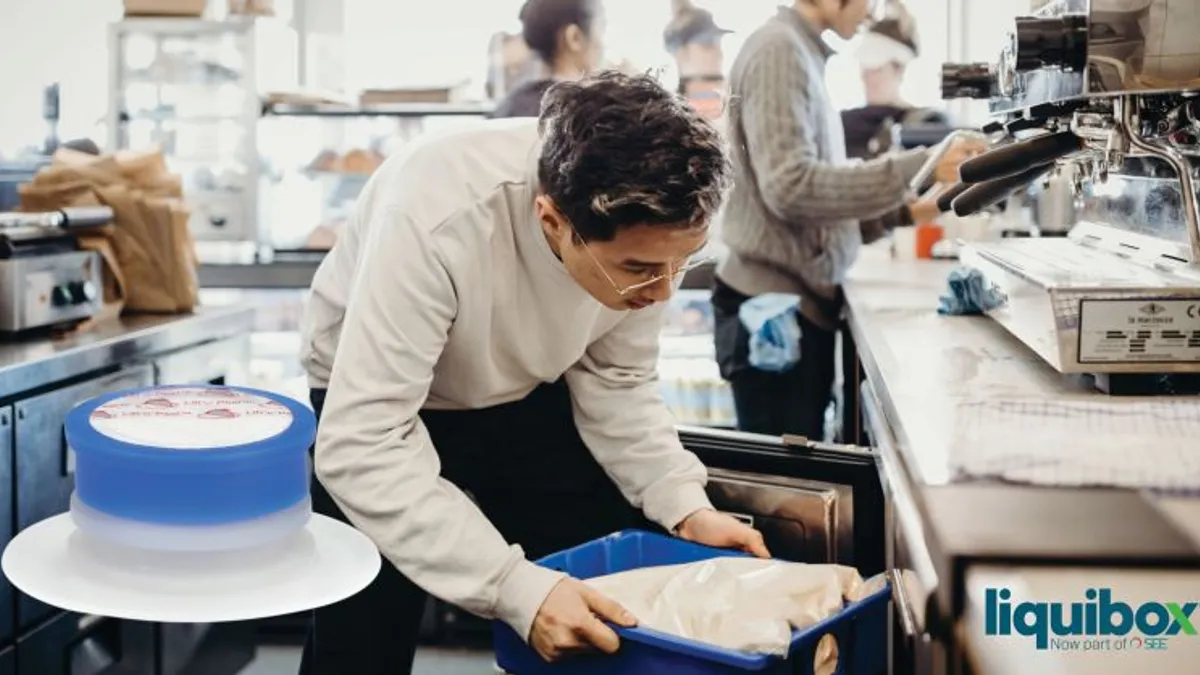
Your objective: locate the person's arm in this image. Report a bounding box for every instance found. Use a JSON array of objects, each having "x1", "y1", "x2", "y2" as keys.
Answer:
[
  {"x1": 315, "y1": 200, "x2": 564, "y2": 642},
  {"x1": 740, "y1": 40, "x2": 929, "y2": 223},
  {"x1": 563, "y1": 302, "x2": 712, "y2": 531},
  {"x1": 860, "y1": 204, "x2": 913, "y2": 245}
]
